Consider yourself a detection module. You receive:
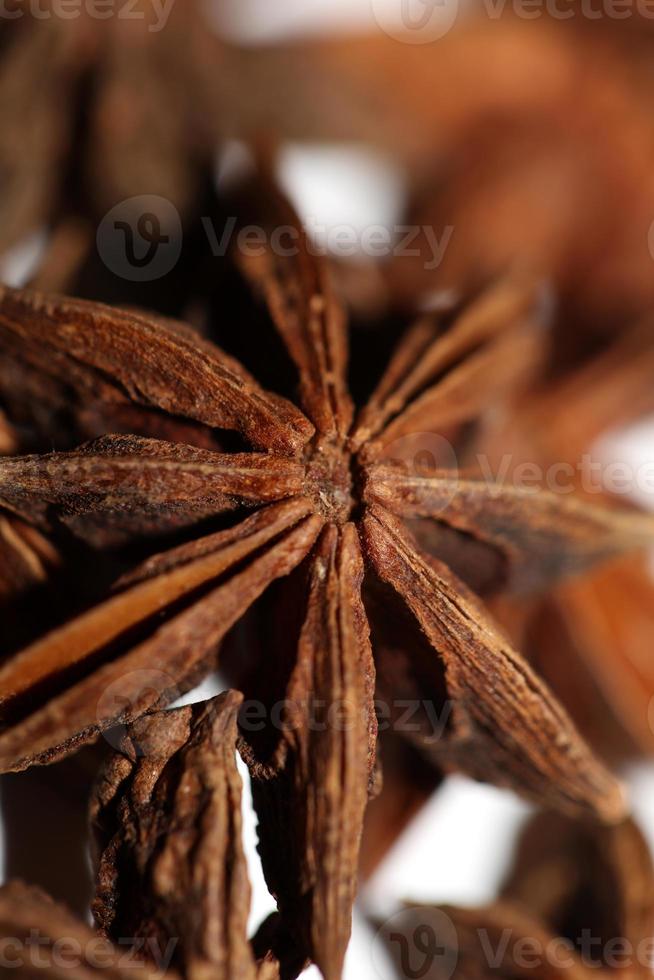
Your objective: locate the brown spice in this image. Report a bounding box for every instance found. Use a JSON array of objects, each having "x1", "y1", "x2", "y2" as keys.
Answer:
[
  {"x1": 0, "y1": 879, "x2": 182, "y2": 978},
  {"x1": 378, "y1": 813, "x2": 654, "y2": 980},
  {"x1": 91, "y1": 691, "x2": 281, "y2": 980},
  {"x1": 0, "y1": 177, "x2": 652, "y2": 978}
]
